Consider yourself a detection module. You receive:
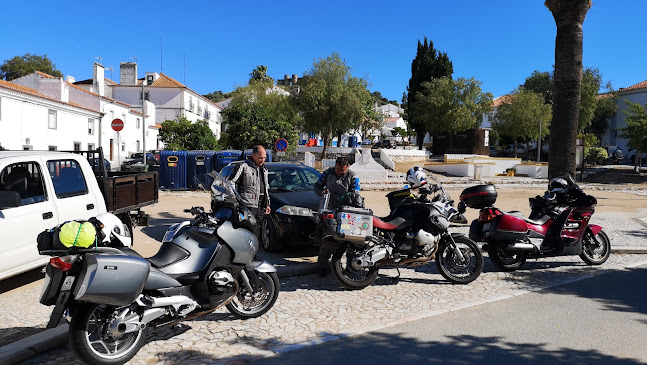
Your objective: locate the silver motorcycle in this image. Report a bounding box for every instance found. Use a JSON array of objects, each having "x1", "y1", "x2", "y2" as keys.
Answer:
[{"x1": 38, "y1": 171, "x2": 279, "y2": 364}]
